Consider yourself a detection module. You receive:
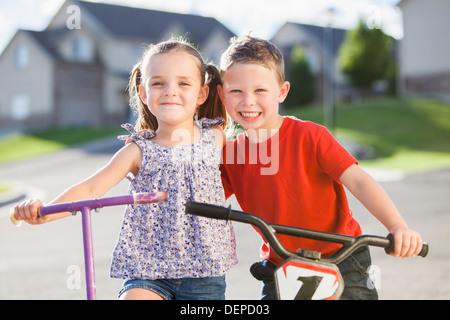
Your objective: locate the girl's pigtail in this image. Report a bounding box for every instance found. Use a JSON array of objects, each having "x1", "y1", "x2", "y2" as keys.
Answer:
[
  {"x1": 198, "y1": 64, "x2": 227, "y2": 129},
  {"x1": 128, "y1": 62, "x2": 158, "y2": 131}
]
